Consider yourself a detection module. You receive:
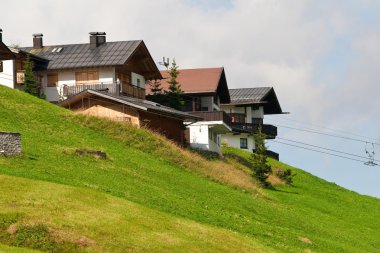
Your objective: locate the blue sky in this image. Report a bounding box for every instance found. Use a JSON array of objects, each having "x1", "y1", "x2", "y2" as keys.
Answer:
[{"x1": 1, "y1": 0, "x2": 379, "y2": 197}]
